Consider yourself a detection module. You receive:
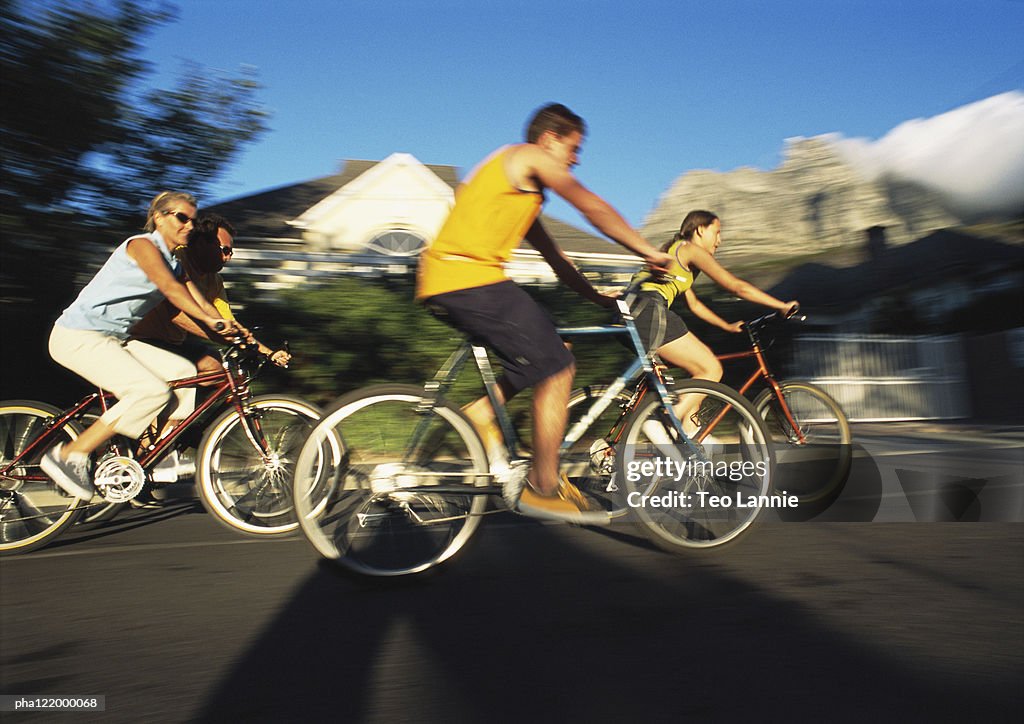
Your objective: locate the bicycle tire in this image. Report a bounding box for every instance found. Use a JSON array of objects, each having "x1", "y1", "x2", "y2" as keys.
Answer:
[
  {"x1": 292, "y1": 384, "x2": 490, "y2": 577},
  {"x1": 195, "y1": 395, "x2": 323, "y2": 537},
  {"x1": 0, "y1": 401, "x2": 87, "y2": 555},
  {"x1": 618, "y1": 380, "x2": 774, "y2": 552},
  {"x1": 753, "y1": 380, "x2": 852, "y2": 505}
]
